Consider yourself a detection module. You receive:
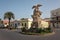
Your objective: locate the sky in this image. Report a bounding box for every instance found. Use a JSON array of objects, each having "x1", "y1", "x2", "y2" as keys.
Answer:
[{"x1": 0, "y1": 0, "x2": 60, "y2": 20}]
